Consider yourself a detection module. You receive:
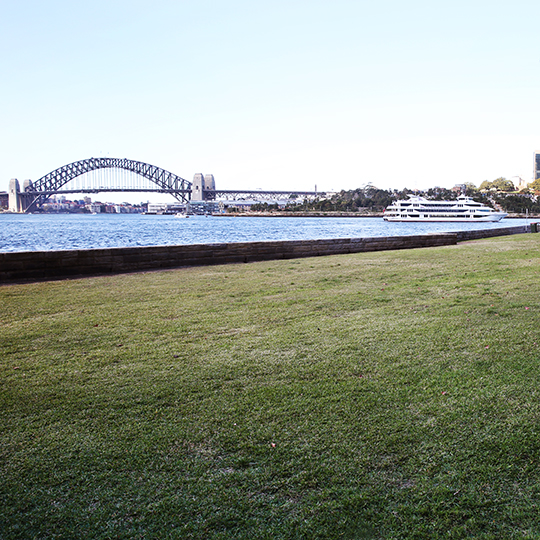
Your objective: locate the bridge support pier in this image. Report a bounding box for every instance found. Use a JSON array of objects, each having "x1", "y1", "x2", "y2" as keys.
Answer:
[
  {"x1": 191, "y1": 173, "x2": 204, "y2": 201},
  {"x1": 8, "y1": 179, "x2": 21, "y2": 212},
  {"x1": 8, "y1": 179, "x2": 34, "y2": 212},
  {"x1": 191, "y1": 173, "x2": 216, "y2": 201}
]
